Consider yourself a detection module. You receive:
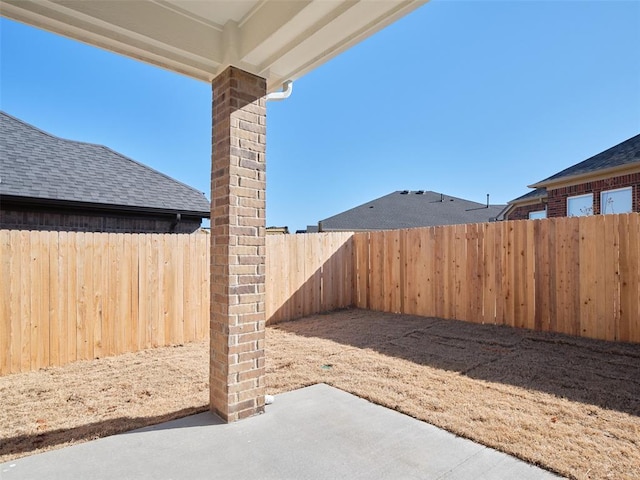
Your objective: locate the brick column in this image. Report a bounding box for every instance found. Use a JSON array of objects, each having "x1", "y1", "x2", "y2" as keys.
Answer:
[{"x1": 210, "y1": 66, "x2": 266, "y2": 421}]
